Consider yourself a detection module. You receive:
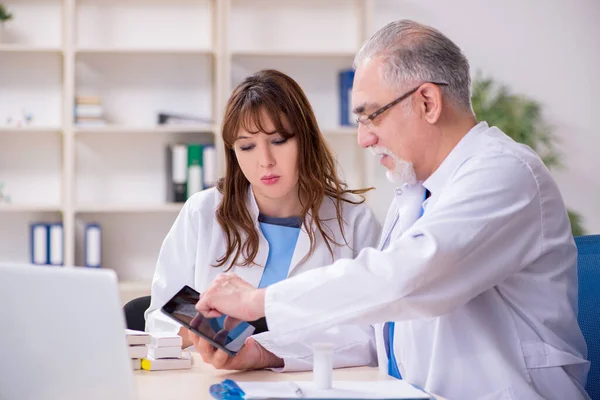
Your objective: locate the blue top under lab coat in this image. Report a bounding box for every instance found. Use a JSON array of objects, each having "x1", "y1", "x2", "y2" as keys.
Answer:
[{"x1": 209, "y1": 214, "x2": 301, "y2": 338}]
